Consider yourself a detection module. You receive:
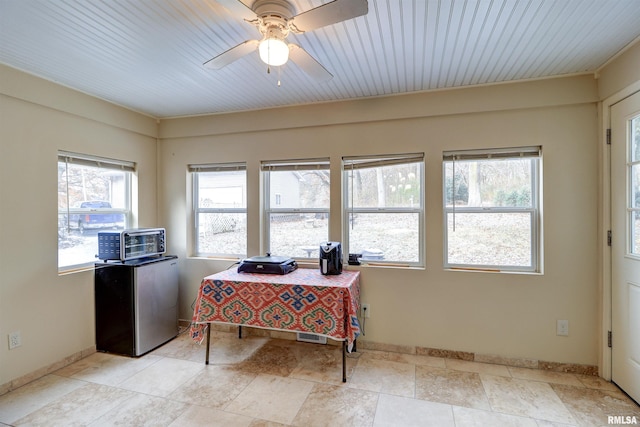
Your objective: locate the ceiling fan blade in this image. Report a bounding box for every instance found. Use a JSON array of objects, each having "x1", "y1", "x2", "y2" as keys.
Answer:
[
  {"x1": 216, "y1": 0, "x2": 258, "y2": 22},
  {"x1": 290, "y1": 0, "x2": 368, "y2": 33},
  {"x1": 288, "y1": 44, "x2": 333, "y2": 82},
  {"x1": 203, "y1": 40, "x2": 259, "y2": 69}
]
